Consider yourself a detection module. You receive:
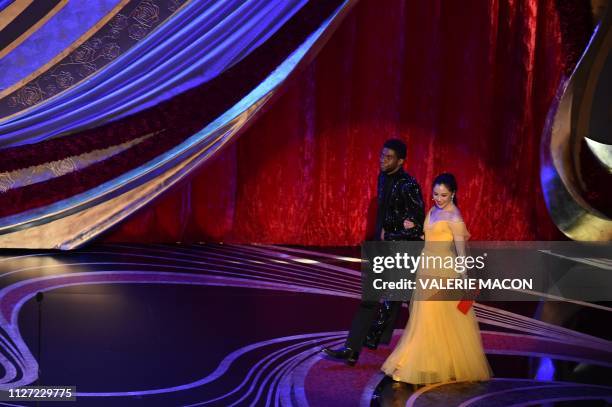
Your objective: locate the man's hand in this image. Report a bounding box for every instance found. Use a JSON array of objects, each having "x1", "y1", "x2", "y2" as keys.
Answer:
[{"x1": 403, "y1": 219, "x2": 415, "y2": 229}]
